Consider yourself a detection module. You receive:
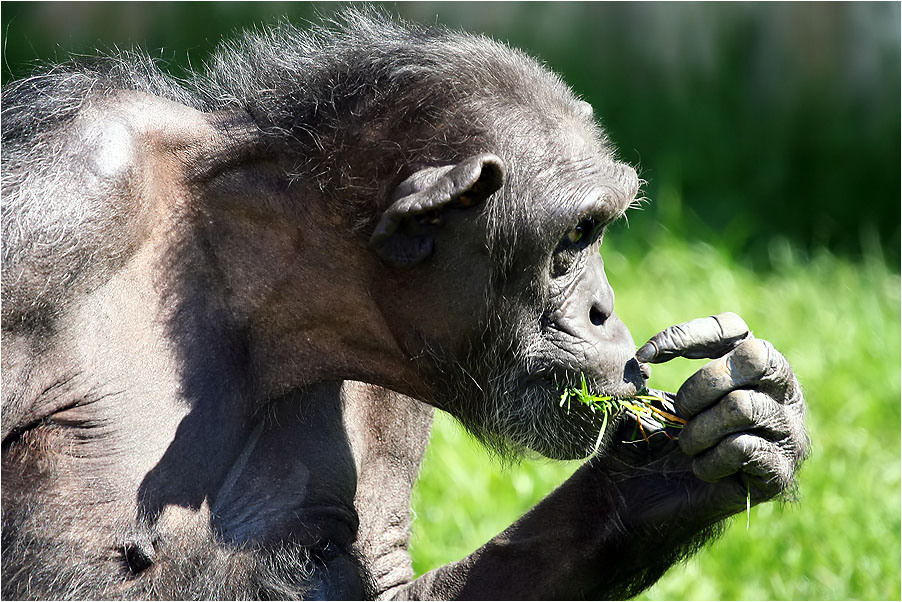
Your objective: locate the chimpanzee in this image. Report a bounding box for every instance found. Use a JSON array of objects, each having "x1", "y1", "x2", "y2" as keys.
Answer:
[{"x1": 1, "y1": 11, "x2": 808, "y2": 600}]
